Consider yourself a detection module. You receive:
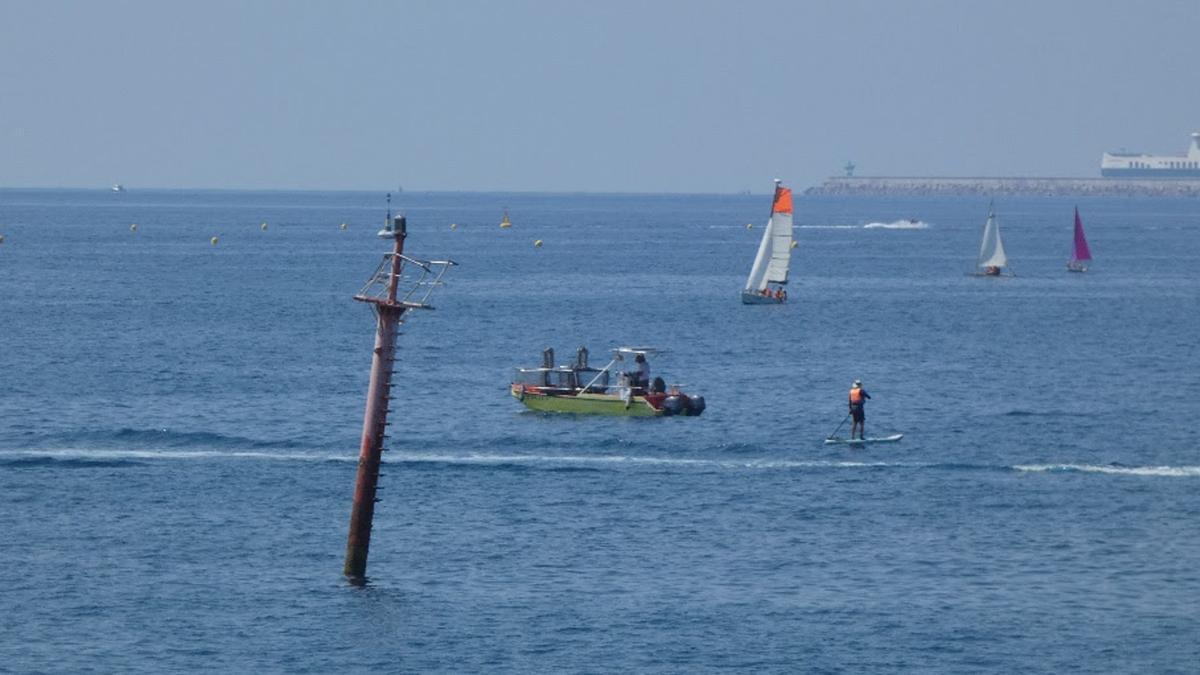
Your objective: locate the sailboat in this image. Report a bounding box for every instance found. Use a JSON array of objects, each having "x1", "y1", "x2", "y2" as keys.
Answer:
[
  {"x1": 971, "y1": 204, "x2": 1013, "y2": 277},
  {"x1": 741, "y1": 180, "x2": 794, "y2": 304},
  {"x1": 1067, "y1": 207, "x2": 1092, "y2": 272},
  {"x1": 499, "y1": 209, "x2": 512, "y2": 229}
]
